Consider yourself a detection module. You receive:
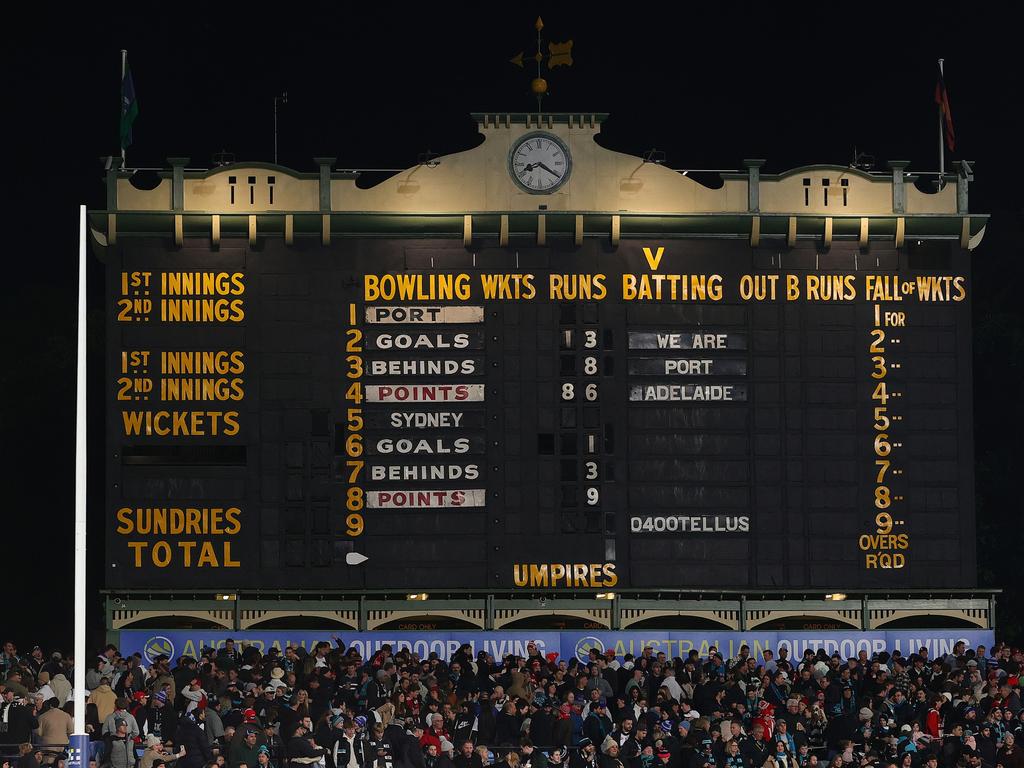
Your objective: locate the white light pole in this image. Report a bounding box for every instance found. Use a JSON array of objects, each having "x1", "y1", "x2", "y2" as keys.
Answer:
[{"x1": 69, "y1": 204, "x2": 89, "y2": 768}]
